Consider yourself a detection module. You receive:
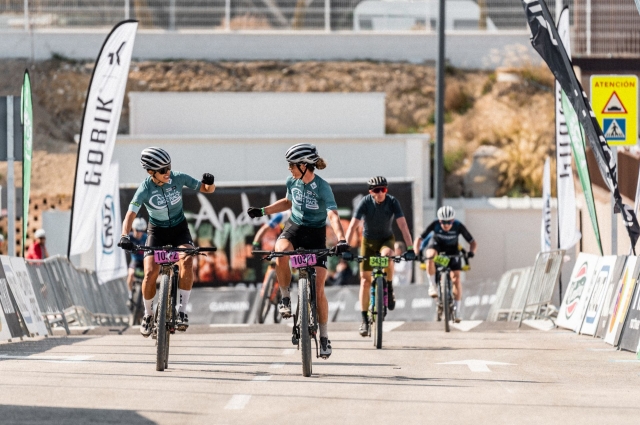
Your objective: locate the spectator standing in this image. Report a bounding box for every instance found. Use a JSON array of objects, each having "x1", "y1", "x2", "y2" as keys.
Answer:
[{"x1": 26, "y1": 229, "x2": 49, "y2": 260}]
